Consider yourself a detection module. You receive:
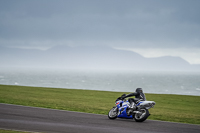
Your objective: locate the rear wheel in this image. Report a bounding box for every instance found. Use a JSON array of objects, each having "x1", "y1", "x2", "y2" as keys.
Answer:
[
  {"x1": 134, "y1": 109, "x2": 149, "y2": 122},
  {"x1": 108, "y1": 106, "x2": 118, "y2": 119}
]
